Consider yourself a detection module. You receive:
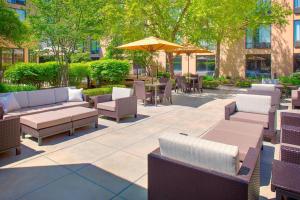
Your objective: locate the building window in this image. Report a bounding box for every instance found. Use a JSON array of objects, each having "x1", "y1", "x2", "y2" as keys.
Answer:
[
  {"x1": 196, "y1": 55, "x2": 215, "y2": 76},
  {"x1": 246, "y1": 25, "x2": 271, "y2": 49},
  {"x1": 294, "y1": 54, "x2": 300, "y2": 72},
  {"x1": 14, "y1": 9, "x2": 26, "y2": 21},
  {"x1": 246, "y1": 54, "x2": 271, "y2": 78},
  {"x1": 2, "y1": 48, "x2": 13, "y2": 66},
  {"x1": 13, "y1": 49, "x2": 24, "y2": 63},
  {"x1": 173, "y1": 56, "x2": 182, "y2": 73},
  {"x1": 90, "y1": 40, "x2": 100, "y2": 54},
  {"x1": 295, "y1": 0, "x2": 300, "y2": 14},
  {"x1": 295, "y1": 21, "x2": 300, "y2": 48},
  {"x1": 7, "y1": 0, "x2": 26, "y2": 5}
]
